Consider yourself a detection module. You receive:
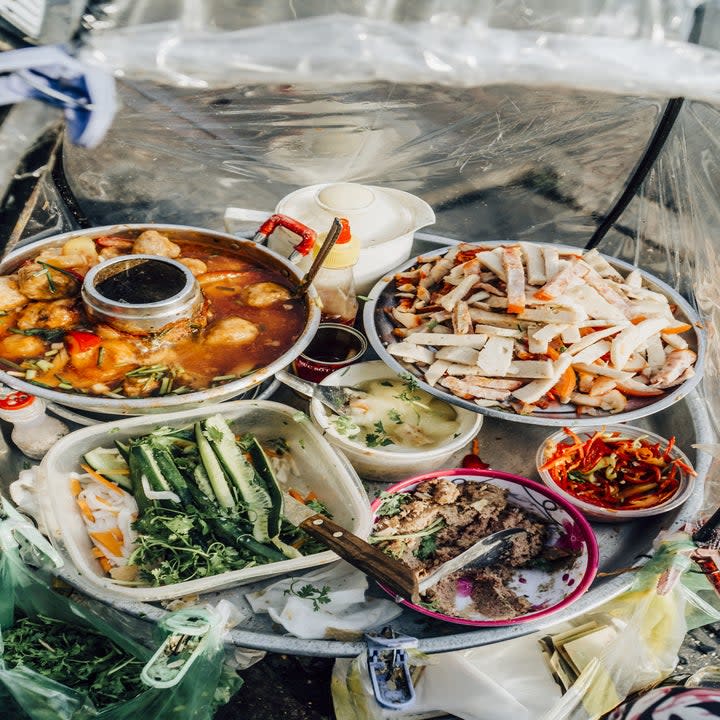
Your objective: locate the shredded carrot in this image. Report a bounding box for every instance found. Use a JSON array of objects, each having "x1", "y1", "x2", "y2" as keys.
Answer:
[
  {"x1": 76, "y1": 498, "x2": 95, "y2": 522},
  {"x1": 305, "y1": 491, "x2": 318, "y2": 502},
  {"x1": 98, "y1": 556, "x2": 112, "y2": 573},
  {"x1": 80, "y1": 463, "x2": 124, "y2": 495},
  {"x1": 541, "y1": 427, "x2": 694, "y2": 510},
  {"x1": 662, "y1": 322, "x2": 693, "y2": 335},
  {"x1": 70, "y1": 477, "x2": 82, "y2": 496},
  {"x1": 288, "y1": 488, "x2": 306, "y2": 504},
  {"x1": 90, "y1": 530, "x2": 124, "y2": 557}
]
